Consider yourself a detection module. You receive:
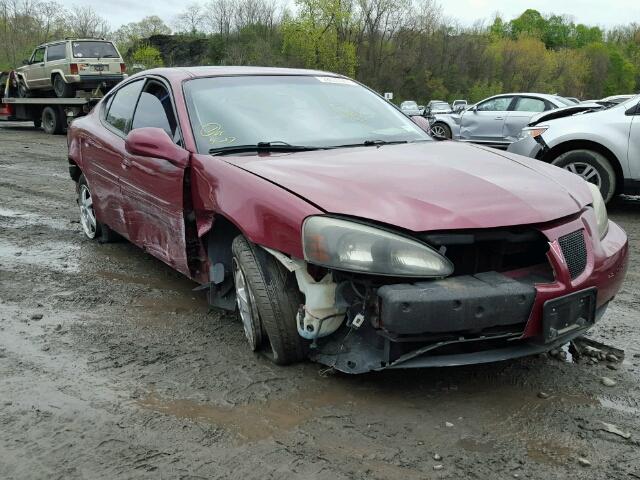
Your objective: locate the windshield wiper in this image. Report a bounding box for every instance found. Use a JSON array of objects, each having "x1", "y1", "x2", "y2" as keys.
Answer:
[
  {"x1": 329, "y1": 140, "x2": 409, "y2": 149},
  {"x1": 209, "y1": 141, "x2": 321, "y2": 155}
]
